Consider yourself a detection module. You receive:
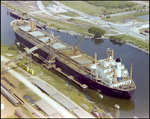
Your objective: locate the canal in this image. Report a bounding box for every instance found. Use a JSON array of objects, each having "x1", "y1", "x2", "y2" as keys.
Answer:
[{"x1": 1, "y1": 5, "x2": 149, "y2": 118}]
